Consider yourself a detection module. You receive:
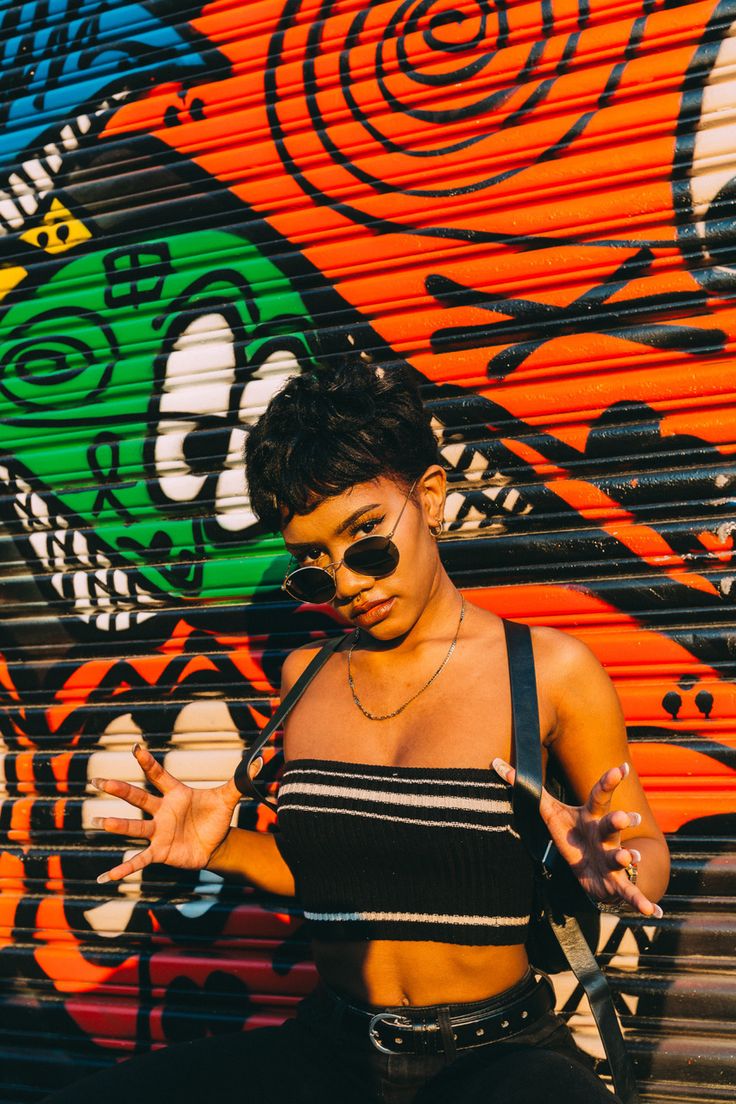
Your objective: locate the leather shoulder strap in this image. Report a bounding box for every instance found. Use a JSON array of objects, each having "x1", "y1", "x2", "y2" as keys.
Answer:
[
  {"x1": 503, "y1": 619, "x2": 549, "y2": 859},
  {"x1": 233, "y1": 633, "x2": 345, "y2": 803}
]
